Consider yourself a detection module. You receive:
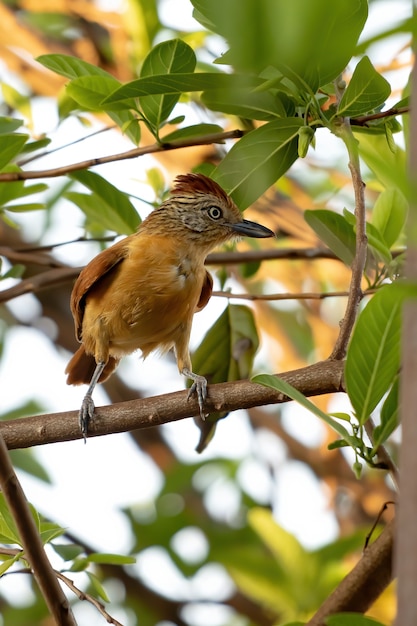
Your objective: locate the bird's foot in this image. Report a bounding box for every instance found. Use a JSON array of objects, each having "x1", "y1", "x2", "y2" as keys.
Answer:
[
  {"x1": 184, "y1": 370, "x2": 208, "y2": 420},
  {"x1": 79, "y1": 394, "x2": 95, "y2": 442}
]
